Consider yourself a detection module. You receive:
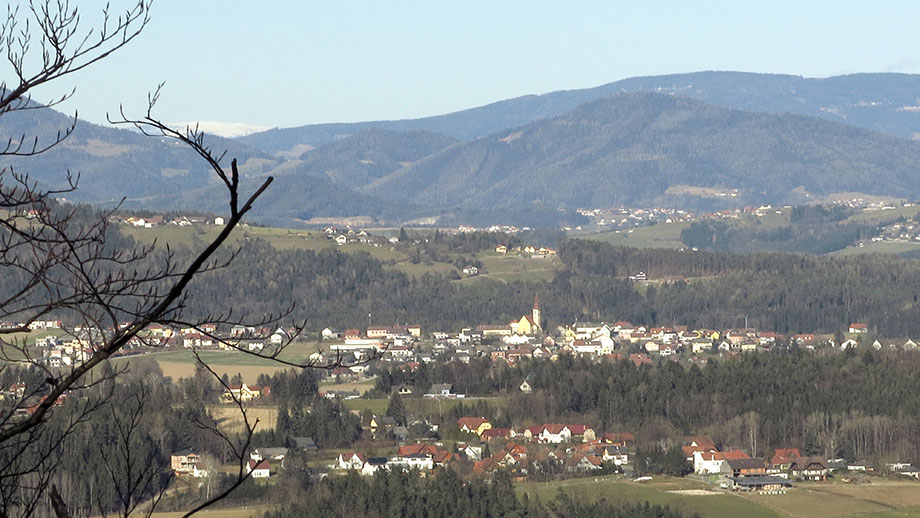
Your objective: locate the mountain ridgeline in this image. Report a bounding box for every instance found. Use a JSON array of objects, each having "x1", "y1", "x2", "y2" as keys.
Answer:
[
  {"x1": 9, "y1": 72, "x2": 920, "y2": 226},
  {"x1": 239, "y1": 71, "x2": 920, "y2": 151},
  {"x1": 361, "y1": 92, "x2": 920, "y2": 208}
]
